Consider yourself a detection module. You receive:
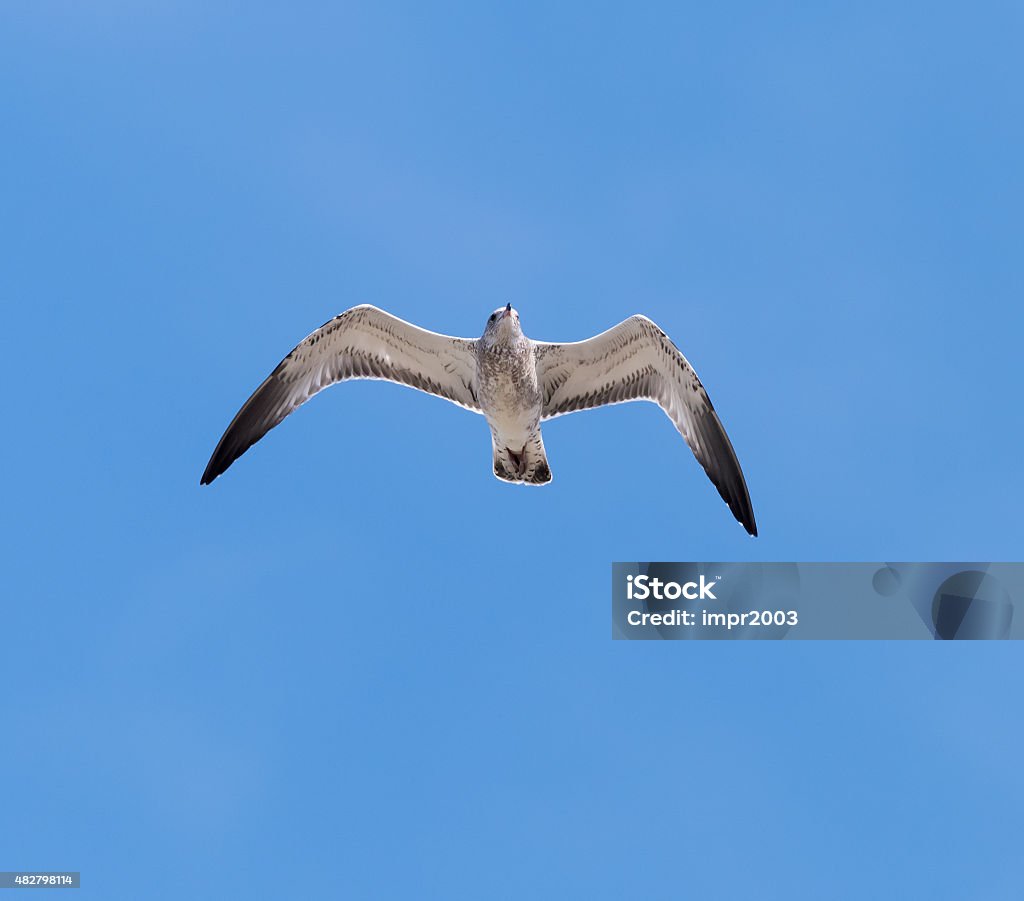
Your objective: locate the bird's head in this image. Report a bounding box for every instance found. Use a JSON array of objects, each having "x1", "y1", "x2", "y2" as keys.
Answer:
[{"x1": 482, "y1": 303, "x2": 522, "y2": 346}]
